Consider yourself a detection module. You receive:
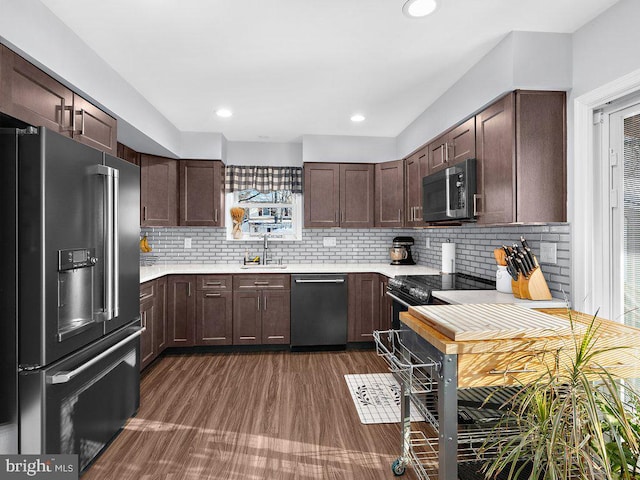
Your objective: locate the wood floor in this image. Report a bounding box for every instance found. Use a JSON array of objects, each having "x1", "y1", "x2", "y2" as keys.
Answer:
[{"x1": 82, "y1": 350, "x2": 421, "y2": 480}]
